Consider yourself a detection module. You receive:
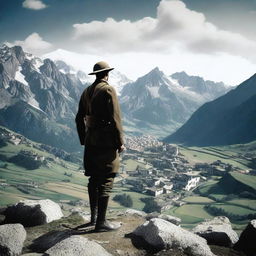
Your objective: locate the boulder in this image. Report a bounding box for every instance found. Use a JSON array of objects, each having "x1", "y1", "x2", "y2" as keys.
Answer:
[
  {"x1": 70, "y1": 208, "x2": 90, "y2": 222},
  {"x1": 132, "y1": 218, "x2": 214, "y2": 256},
  {"x1": 0, "y1": 223, "x2": 26, "y2": 256},
  {"x1": 233, "y1": 219, "x2": 256, "y2": 256},
  {"x1": 192, "y1": 216, "x2": 238, "y2": 247},
  {"x1": 124, "y1": 209, "x2": 146, "y2": 217},
  {"x1": 45, "y1": 235, "x2": 112, "y2": 256},
  {"x1": 4, "y1": 199, "x2": 63, "y2": 227},
  {"x1": 146, "y1": 213, "x2": 181, "y2": 226}
]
